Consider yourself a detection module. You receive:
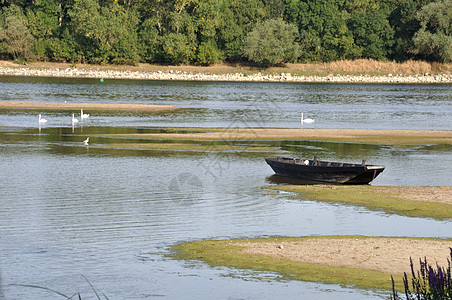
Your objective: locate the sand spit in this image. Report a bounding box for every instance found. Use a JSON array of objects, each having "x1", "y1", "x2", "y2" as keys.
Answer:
[
  {"x1": 124, "y1": 128, "x2": 452, "y2": 145},
  {"x1": 0, "y1": 64, "x2": 451, "y2": 84}
]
